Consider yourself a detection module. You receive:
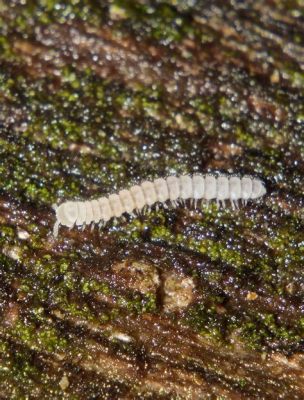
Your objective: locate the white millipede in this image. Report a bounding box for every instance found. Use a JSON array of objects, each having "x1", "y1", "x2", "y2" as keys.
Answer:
[{"x1": 52, "y1": 174, "x2": 266, "y2": 237}]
